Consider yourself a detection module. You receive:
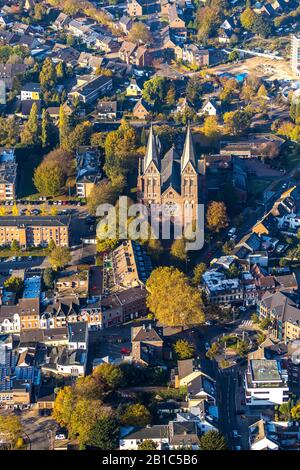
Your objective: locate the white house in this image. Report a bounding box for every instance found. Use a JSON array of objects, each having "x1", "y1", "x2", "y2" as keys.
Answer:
[
  {"x1": 245, "y1": 359, "x2": 289, "y2": 406},
  {"x1": 201, "y1": 99, "x2": 220, "y2": 116}
]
